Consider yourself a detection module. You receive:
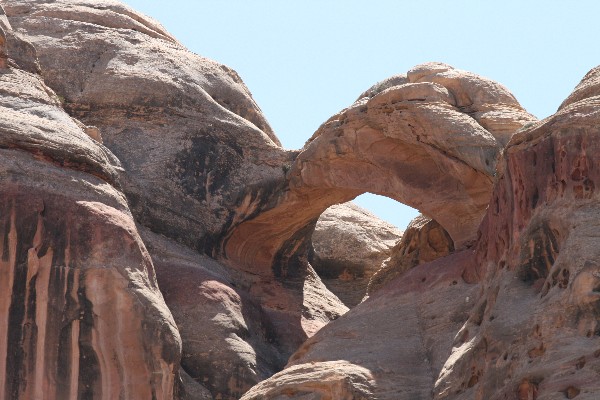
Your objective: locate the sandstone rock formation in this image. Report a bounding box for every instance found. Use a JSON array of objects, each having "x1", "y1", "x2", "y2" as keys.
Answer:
[
  {"x1": 4, "y1": 0, "x2": 286, "y2": 253},
  {"x1": 310, "y1": 202, "x2": 402, "y2": 307},
  {"x1": 2, "y1": 2, "x2": 346, "y2": 397},
  {"x1": 433, "y1": 66, "x2": 600, "y2": 400},
  {"x1": 0, "y1": 22, "x2": 180, "y2": 400},
  {"x1": 241, "y1": 250, "x2": 480, "y2": 400},
  {"x1": 142, "y1": 228, "x2": 288, "y2": 399},
  {"x1": 0, "y1": 26, "x2": 7, "y2": 69},
  {"x1": 241, "y1": 66, "x2": 600, "y2": 400},
  {"x1": 367, "y1": 214, "x2": 454, "y2": 296},
  {"x1": 222, "y1": 62, "x2": 536, "y2": 278},
  {"x1": 2, "y1": 0, "x2": 599, "y2": 399}
]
